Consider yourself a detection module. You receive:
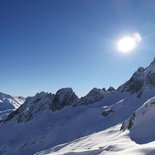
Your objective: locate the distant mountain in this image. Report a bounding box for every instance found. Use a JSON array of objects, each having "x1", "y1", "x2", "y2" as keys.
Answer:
[
  {"x1": 1, "y1": 58, "x2": 155, "y2": 155},
  {"x1": 0, "y1": 92, "x2": 25, "y2": 110},
  {"x1": 0, "y1": 92, "x2": 25, "y2": 121}
]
